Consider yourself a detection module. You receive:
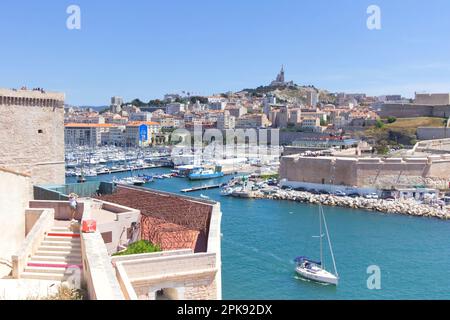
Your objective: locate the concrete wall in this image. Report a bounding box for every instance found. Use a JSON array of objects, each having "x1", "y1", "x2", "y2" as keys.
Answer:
[
  {"x1": 0, "y1": 169, "x2": 31, "y2": 268},
  {"x1": 12, "y1": 208, "x2": 54, "y2": 278},
  {"x1": 91, "y1": 199, "x2": 141, "y2": 254},
  {"x1": 29, "y1": 200, "x2": 84, "y2": 220},
  {"x1": 117, "y1": 252, "x2": 218, "y2": 300},
  {"x1": 0, "y1": 105, "x2": 65, "y2": 185},
  {"x1": 417, "y1": 127, "x2": 450, "y2": 140},
  {"x1": 81, "y1": 231, "x2": 125, "y2": 300}
]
